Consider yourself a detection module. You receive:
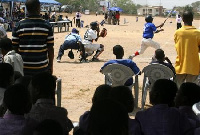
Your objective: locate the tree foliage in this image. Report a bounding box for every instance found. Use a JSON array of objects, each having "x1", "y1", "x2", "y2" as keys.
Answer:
[{"x1": 56, "y1": 0, "x2": 139, "y2": 14}]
